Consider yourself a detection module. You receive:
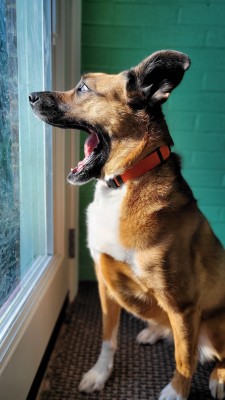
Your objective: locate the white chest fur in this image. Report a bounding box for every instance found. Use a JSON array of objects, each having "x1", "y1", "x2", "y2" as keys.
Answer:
[{"x1": 87, "y1": 181, "x2": 132, "y2": 265}]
